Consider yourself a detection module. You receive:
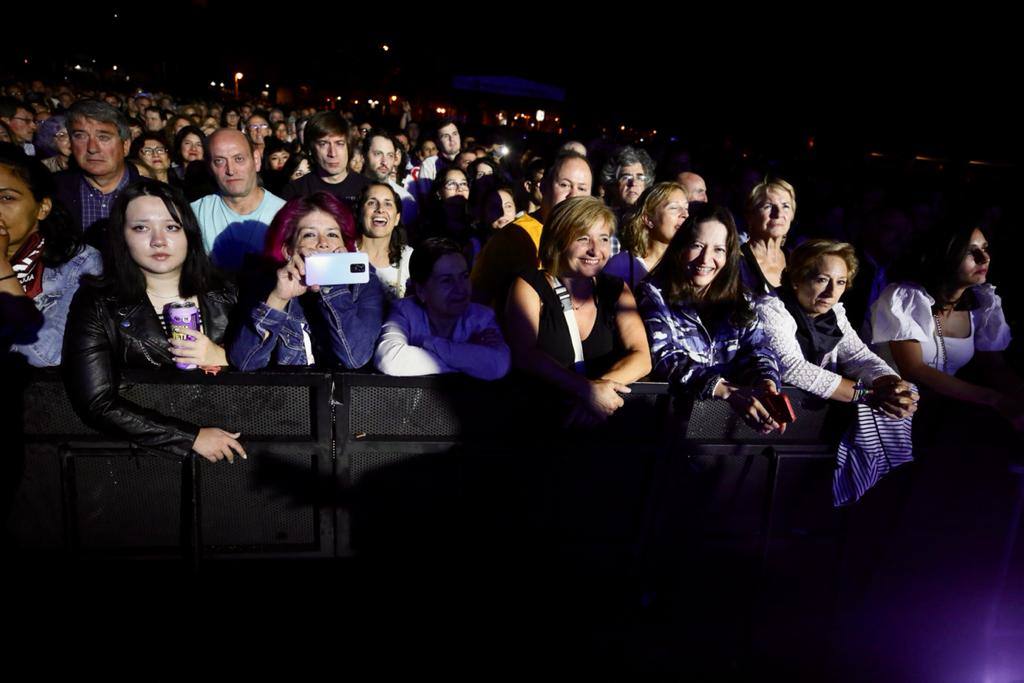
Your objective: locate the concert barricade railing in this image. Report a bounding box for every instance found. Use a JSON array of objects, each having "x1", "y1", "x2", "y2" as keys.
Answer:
[{"x1": 8, "y1": 368, "x2": 841, "y2": 563}]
